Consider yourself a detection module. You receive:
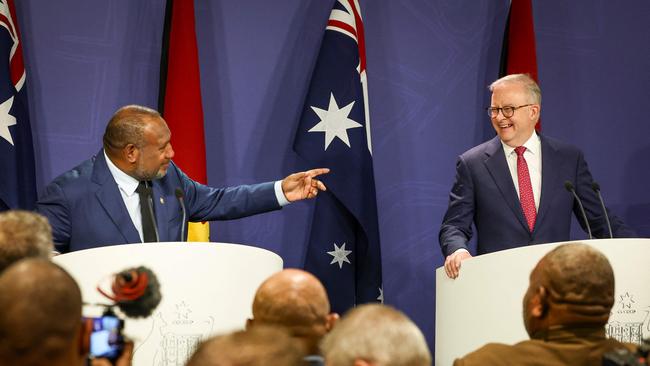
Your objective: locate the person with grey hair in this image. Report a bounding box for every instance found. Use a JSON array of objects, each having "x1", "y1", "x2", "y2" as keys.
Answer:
[
  {"x1": 321, "y1": 304, "x2": 431, "y2": 366},
  {"x1": 37, "y1": 104, "x2": 329, "y2": 253},
  {"x1": 454, "y1": 243, "x2": 635, "y2": 365},
  {"x1": 0, "y1": 209, "x2": 54, "y2": 272},
  {"x1": 440, "y1": 74, "x2": 634, "y2": 279}
]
